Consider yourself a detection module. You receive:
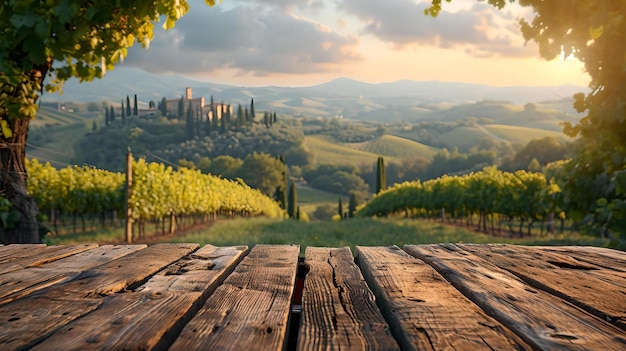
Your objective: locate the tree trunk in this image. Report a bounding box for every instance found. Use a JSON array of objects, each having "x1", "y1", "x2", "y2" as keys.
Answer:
[
  {"x1": 0, "y1": 117, "x2": 40, "y2": 243},
  {"x1": 1, "y1": 62, "x2": 50, "y2": 244}
]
